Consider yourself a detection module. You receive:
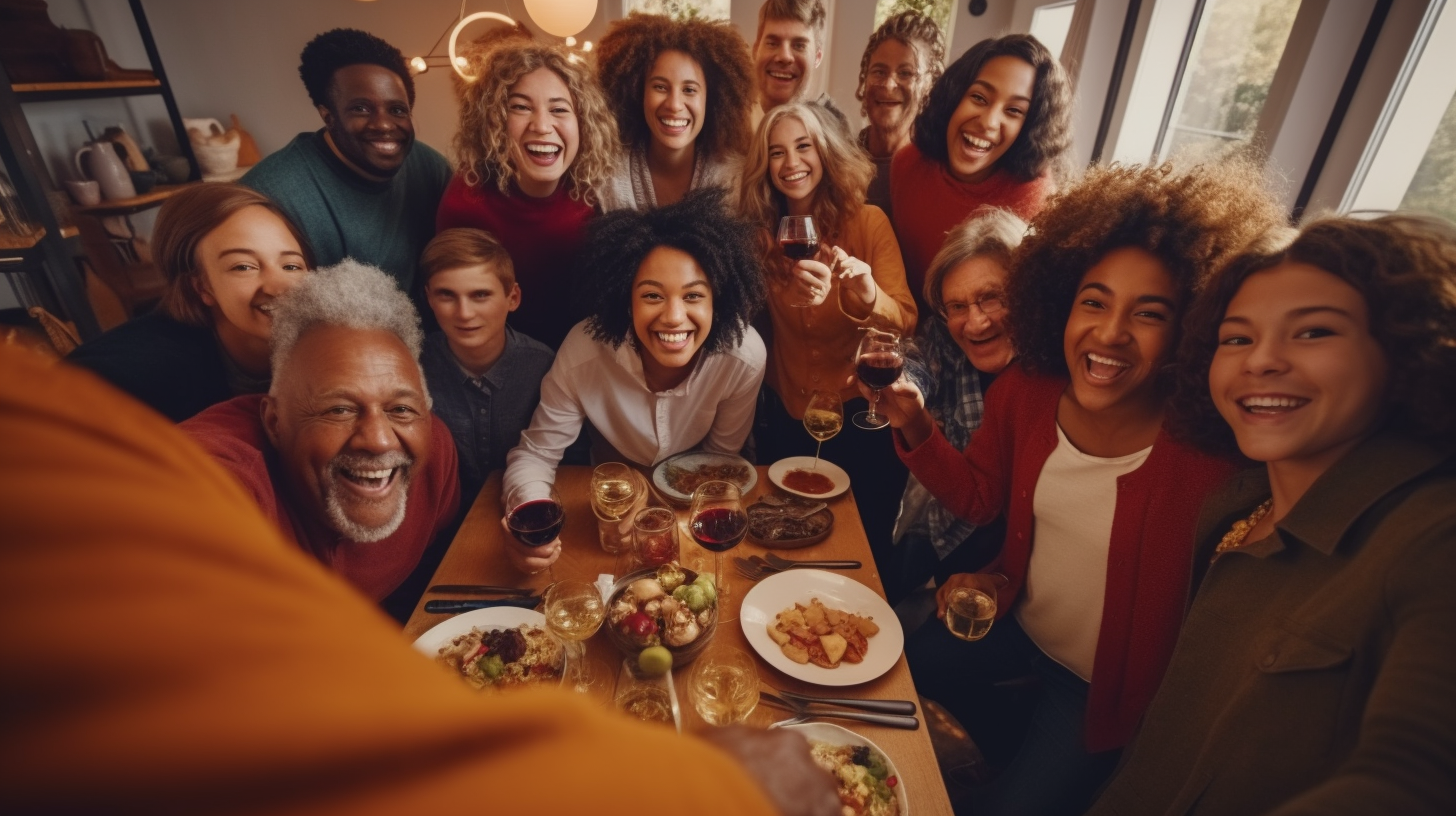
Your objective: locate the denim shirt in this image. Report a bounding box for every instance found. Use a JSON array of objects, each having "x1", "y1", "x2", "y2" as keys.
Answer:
[{"x1": 421, "y1": 327, "x2": 555, "y2": 506}]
